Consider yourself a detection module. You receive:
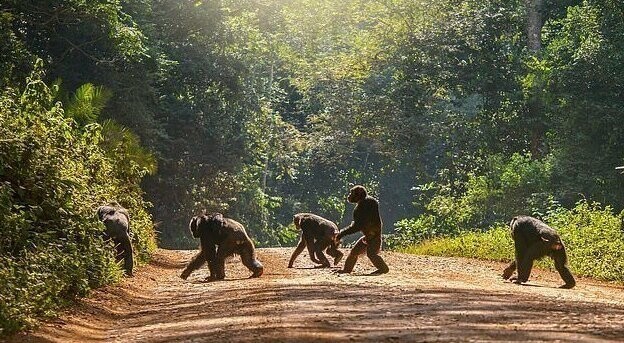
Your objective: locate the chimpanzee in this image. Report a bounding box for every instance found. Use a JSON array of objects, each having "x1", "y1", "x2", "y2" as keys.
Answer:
[
  {"x1": 502, "y1": 215, "x2": 576, "y2": 289},
  {"x1": 336, "y1": 185, "x2": 389, "y2": 275},
  {"x1": 180, "y1": 213, "x2": 264, "y2": 281},
  {"x1": 288, "y1": 213, "x2": 343, "y2": 268},
  {"x1": 97, "y1": 204, "x2": 134, "y2": 276}
]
